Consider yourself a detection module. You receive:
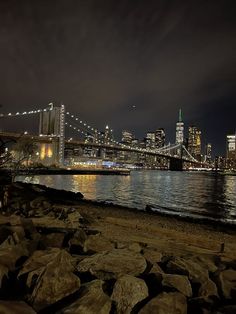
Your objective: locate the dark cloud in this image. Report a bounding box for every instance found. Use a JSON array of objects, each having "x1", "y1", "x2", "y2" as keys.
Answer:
[{"x1": 0, "y1": 0, "x2": 235, "y2": 155}]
